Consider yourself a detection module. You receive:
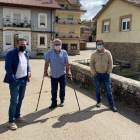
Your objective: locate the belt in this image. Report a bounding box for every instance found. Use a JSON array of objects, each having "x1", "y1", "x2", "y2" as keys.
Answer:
[{"x1": 17, "y1": 76, "x2": 27, "y2": 80}]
